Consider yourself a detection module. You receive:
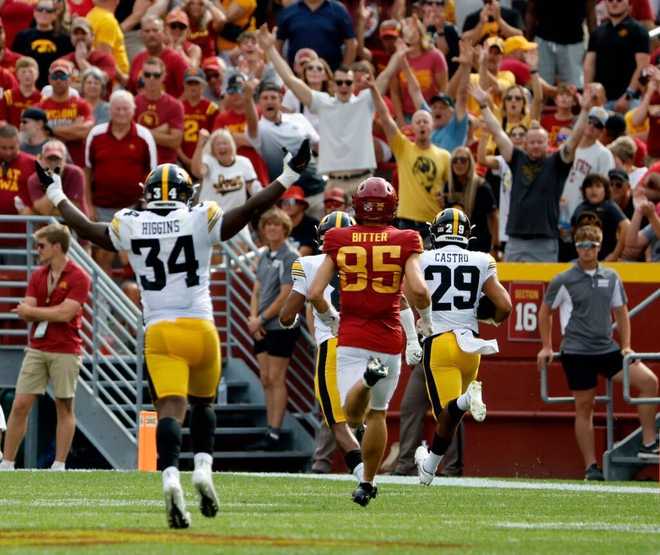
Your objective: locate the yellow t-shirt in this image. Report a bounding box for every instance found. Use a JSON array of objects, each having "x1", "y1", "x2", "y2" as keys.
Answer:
[
  {"x1": 466, "y1": 72, "x2": 516, "y2": 116},
  {"x1": 625, "y1": 109, "x2": 649, "y2": 137},
  {"x1": 86, "y1": 6, "x2": 129, "y2": 74},
  {"x1": 217, "y1": 0, "x2": 256, "y2": 52},
  {"x1": 390, "y1": 130, "x2": 450, "y2": 223}
]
